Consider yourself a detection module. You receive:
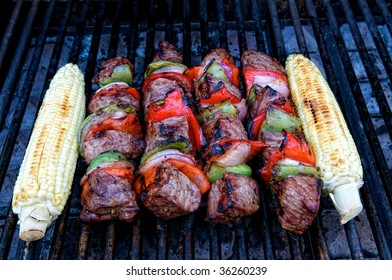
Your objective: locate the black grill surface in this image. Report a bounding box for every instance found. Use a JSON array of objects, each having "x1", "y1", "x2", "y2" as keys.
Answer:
[{"x1": 0, "y1": 0, "x2": 391, "y2": 260}]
